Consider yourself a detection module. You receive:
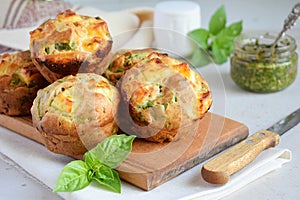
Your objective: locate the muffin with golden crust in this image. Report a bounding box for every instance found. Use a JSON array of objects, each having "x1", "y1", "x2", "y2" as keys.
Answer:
[
  {"x1": 104, "y1": 48, "x2": 161, "y2": 85},
  {"x1": 0, "y1": 50, "x2": 48, "y2": 116},
  {"x1": 30, "y1": 9, "x2": 112, "y2": 83},
  {"x1": 31, "y1": 73, "x2": 120, "y2": 158},
  {"x1": 114, "y1": 49, "x2": 212, "y2": 143}
]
